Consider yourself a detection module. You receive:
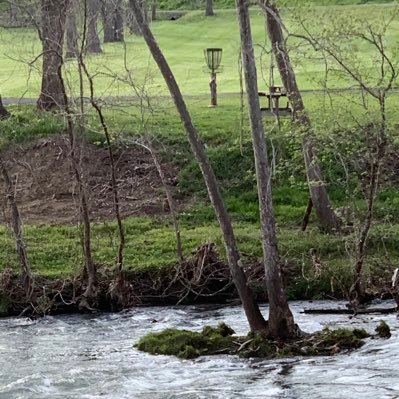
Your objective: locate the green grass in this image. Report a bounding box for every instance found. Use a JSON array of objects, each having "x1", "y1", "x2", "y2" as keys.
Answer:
[
  {"x1": 0, "y1": 4, "x2": 398, "y2": 98},
  {"x1": 1, "y1": 213, "x2": 398, "y2": 292},
  {"x1": 158, "y1": 0, "x2": 394, "y2": 10},
  {"x1": 0, "y1": 3, "x2": 398, "y2": 301}
]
